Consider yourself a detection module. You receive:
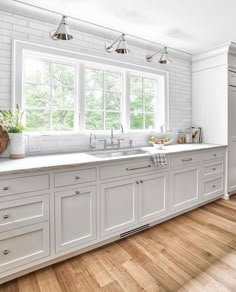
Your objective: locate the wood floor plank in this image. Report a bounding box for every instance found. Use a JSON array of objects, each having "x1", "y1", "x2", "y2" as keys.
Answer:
[{"x1": 1, "y1": 196, "x2": 236, "y2": 292}]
